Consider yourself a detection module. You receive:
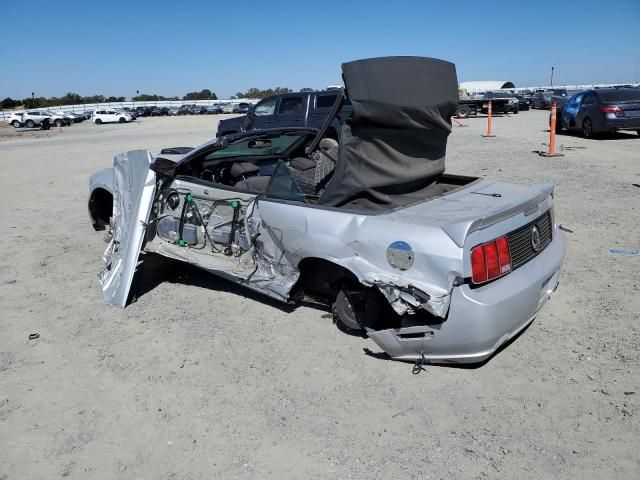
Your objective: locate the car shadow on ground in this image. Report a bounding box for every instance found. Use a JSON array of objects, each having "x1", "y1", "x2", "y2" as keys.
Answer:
[
  {"x1": 129, "y1": 252, "x2": 298, "y2": 314},
  {"x1": 556, "y1": 130, "x2": 639, "y2": 140},
  {"x1": 129, "y1": 253, "x2": 534, "y2": 369}
]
